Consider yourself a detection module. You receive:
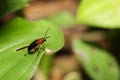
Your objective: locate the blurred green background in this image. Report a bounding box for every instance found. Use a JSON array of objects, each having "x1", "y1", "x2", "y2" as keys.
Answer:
[{"x1": 0, "y1": 0, "x2": 120, "y2": 80}]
